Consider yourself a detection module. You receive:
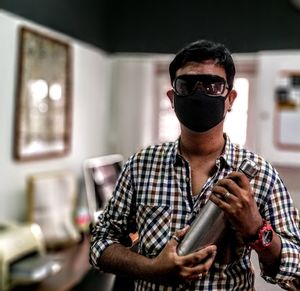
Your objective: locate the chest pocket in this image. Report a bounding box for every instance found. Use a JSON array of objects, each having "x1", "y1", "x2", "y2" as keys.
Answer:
[{"x1": 136, "y1": 204, "x2": 171, "y2": 257}]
